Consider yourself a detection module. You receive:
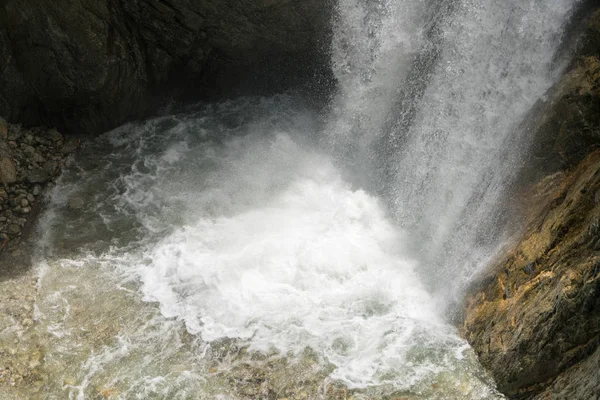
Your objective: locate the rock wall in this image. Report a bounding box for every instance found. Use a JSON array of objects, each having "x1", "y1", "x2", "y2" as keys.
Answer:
[
  {"x1": 461, "y1": 7, "x2": 600, "y2": 400},
  {"x1": 0, "y1": 0, "x2": 333, "y2": 135}
]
